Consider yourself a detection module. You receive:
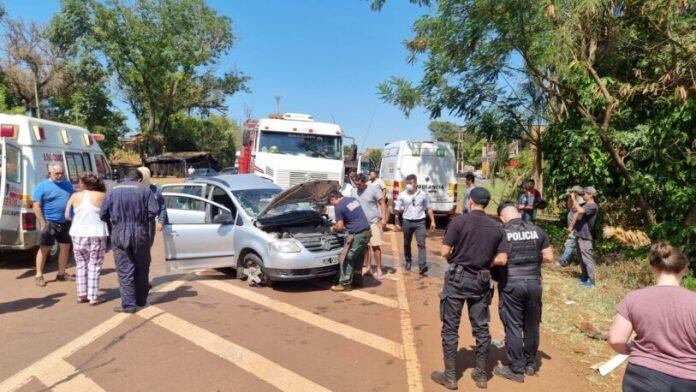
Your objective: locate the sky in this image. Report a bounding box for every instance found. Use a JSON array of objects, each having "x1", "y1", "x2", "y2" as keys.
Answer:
[{"x1": 5, "y1": 0, "x2": 458, "y2": 151}]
